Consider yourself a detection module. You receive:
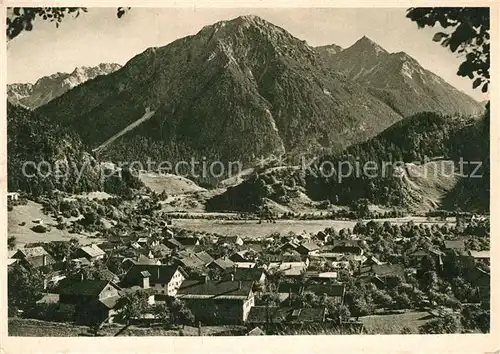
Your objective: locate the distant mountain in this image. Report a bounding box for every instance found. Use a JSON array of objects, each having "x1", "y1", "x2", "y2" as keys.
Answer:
[
  {"x1": 320, "y1": 36, "x2": 484, "y2": 117},
  {"x1": 36, "y1": 15, "x2": 402, "y2": 167},
  {"x1": 7, "y1": 83, "x2": 33, "y2": 108},
  {"x1": 8, "y1": 63, "x2": 121, "y2": 109}
]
